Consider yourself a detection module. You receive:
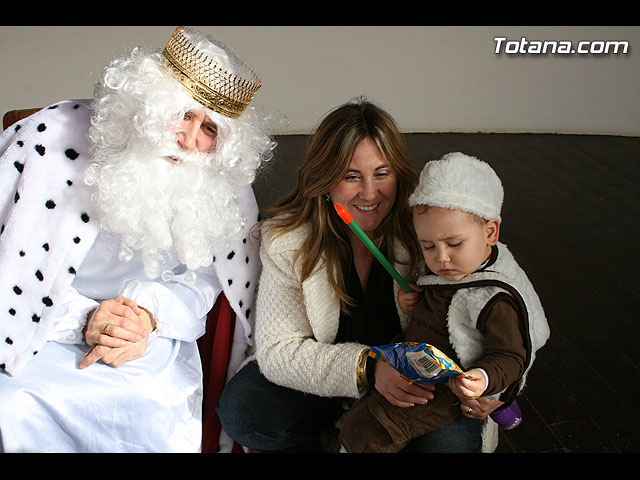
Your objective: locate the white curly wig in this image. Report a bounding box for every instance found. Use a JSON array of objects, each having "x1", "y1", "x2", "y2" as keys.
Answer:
[{"x1": 84, "y1": 32, "x2": 276, "y2": 279}]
